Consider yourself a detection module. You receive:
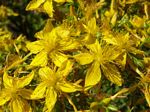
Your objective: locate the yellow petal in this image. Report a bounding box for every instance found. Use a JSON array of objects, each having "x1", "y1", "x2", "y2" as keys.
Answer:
[
  {"x1": 50, "y1": 51, "x2": 68, "y2": 67},
  {"x1": 18, "y1": 89, "x2": 33, "y2": 100},
  {"x1": 10, "y1": 97, "x2": 32, "y2": 112},
  {"x1": 0, "y1": 89, "x2": 11, "y2": 106},
  {"x1": 60, "y1": 38, "x2": 80, "y2": 51},
  {"x1": 55, "y1": 26, "x2": 70, "y2": 38},
  {"x1": 103, "y1": 35, "x2": 118, "y2": 45},
  {"x1": 3, "y1": 72, "x2": 13, "y2": 88},
  {"x1": 45, "y1": 87, "x2": 57, "y2": 112},
  {"x1": 86, "y1": 17, "x2": 97, "y2": 34},
  {"x1": 58, "y1": 60, "x2": 73, "y2": 77},
  {"x1": 130, "y1": 16, "x2": 144, "y2": 28},
  {"x1": 102, "y1": 45, "x2": 120, "y2": 61},
  {"x1": 126, "y1": 0, "x2": 139, "y2": 4},
  {"x1": 39, "y1": 67, "x2": 54, "y2": 80},
  {"x1": 101, "y1": 63, "x2": 123, "y2": 86},
  {"x1": 31, "y1": 51, "x2": 48, "y2": 66},
  {"x1": 87, "y1": 40, "x2": 102, "y2": 55},
  {"x1": 85, "y1": 61, "x2": 101, "y2": 90},
  {"x1": 26, "y1": 41, "x2": 44, "y2": 54},
  {"x1": 54, "y1": 0, "x2": 73, "y2": 3},
  {"x1": 74, "y1": 53, "x2": 94, "y2": 65},
  {"x1": 31, "y1": 82, "x2": 47, "y2": 99},
  {"x1": 82, "y1": 18, "x2": 97, "y2": 44},
  {"x1": 43, "y1": 0, "x2": 54, "y2": 17},
  {"x1": 116, "y1": 52, "x2": 127, "y2": 69},
  {"x1": 39, "y1": 67, "x2": 57, "y2": 87},
  {"x1": 26, "y1": 0, "x2": 45, "y2": 10},
  {"x1": 16, "y1": 71, "x2": 34, "y2": 88},
  {"x1": 82, "y1": 34, "x2": 96, "y2": 44},
  {"x1": 58, "y1": 82, "x2": 81, "y2": 93},
  {"x1": 111, "y1": 12, "x2": 117, "y2": 26},
  {"x1": 35, "y1": 19, "x2": 53, "y2": 39}
]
